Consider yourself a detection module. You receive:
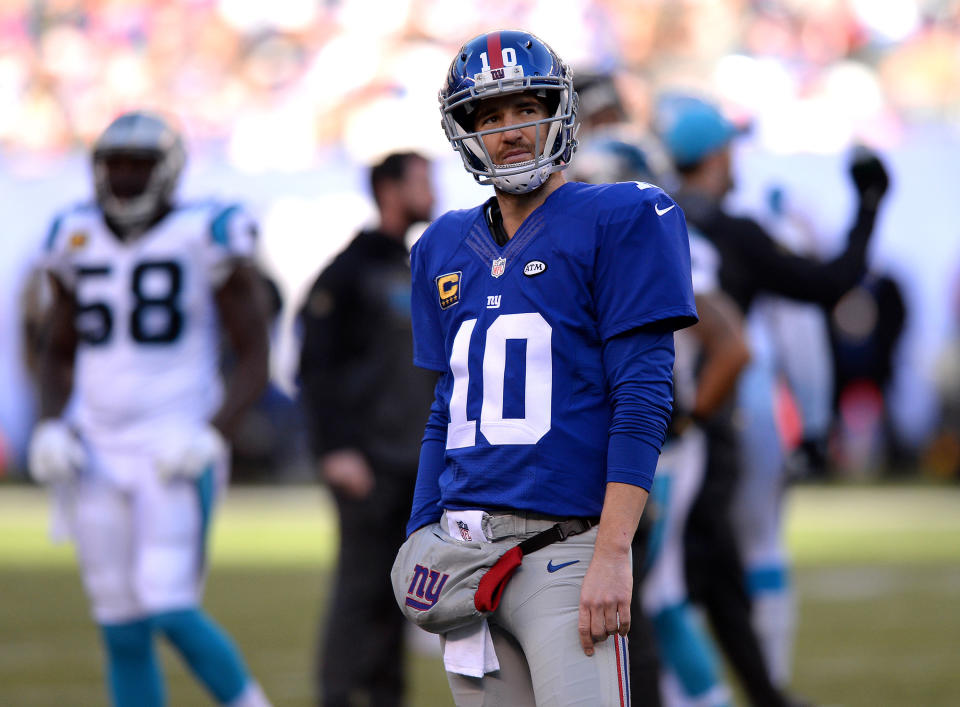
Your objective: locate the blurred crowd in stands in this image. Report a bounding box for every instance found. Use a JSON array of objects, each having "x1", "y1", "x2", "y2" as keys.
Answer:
[{"x1": 4, "y1": 0, "x2": 960, "y2": 161}]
